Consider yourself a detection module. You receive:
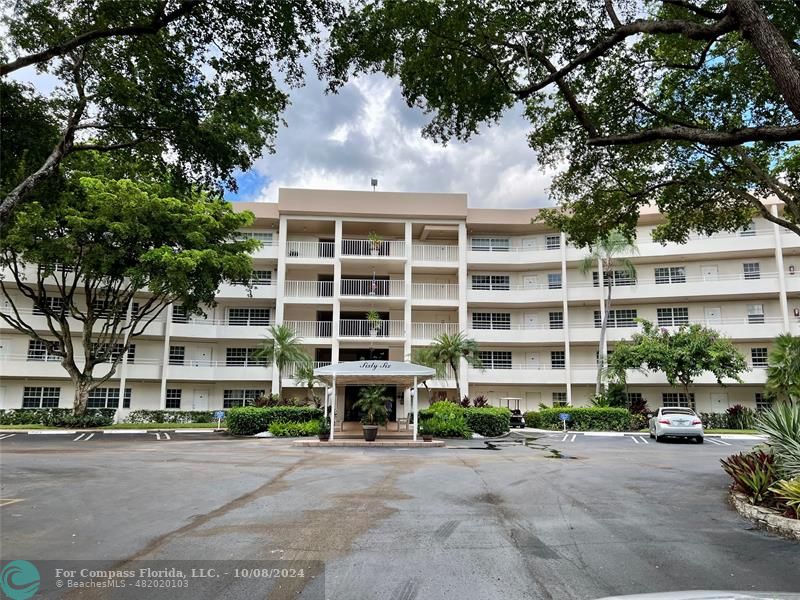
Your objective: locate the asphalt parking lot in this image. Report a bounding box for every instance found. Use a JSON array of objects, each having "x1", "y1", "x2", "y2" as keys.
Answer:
[{"x1": 1, "y1": 432, "x2": 798, "y2": 599}]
